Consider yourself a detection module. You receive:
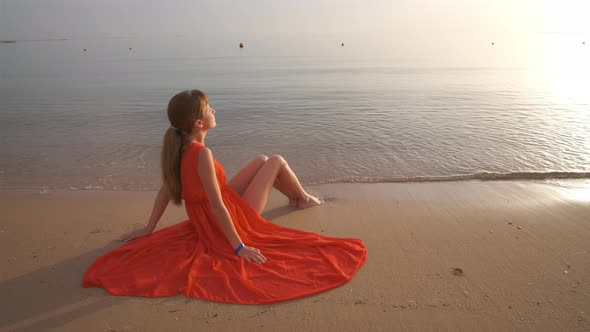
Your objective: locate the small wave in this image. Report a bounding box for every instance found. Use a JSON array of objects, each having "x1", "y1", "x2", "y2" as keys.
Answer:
[
  {"x1": 307, "y1": 171, "x2": 590, "y2": 185},
  {"x1": 1, "y1": 38, "x2": 68, "y2": 44},
  {"x1": 1, "y1": 171, "x2": 589, "y2": 192}
]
